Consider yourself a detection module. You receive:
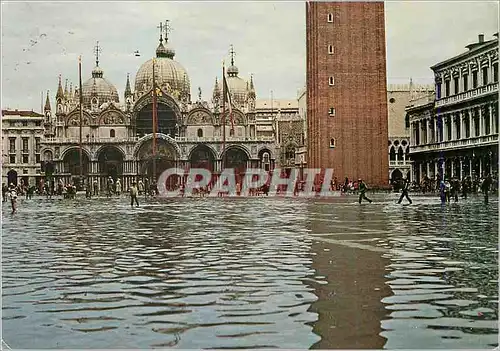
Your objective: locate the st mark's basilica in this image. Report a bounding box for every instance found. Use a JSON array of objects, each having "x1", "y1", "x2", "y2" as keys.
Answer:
[{"x1": 40, "y1": 24, "x2": 278, "y2": 190}]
